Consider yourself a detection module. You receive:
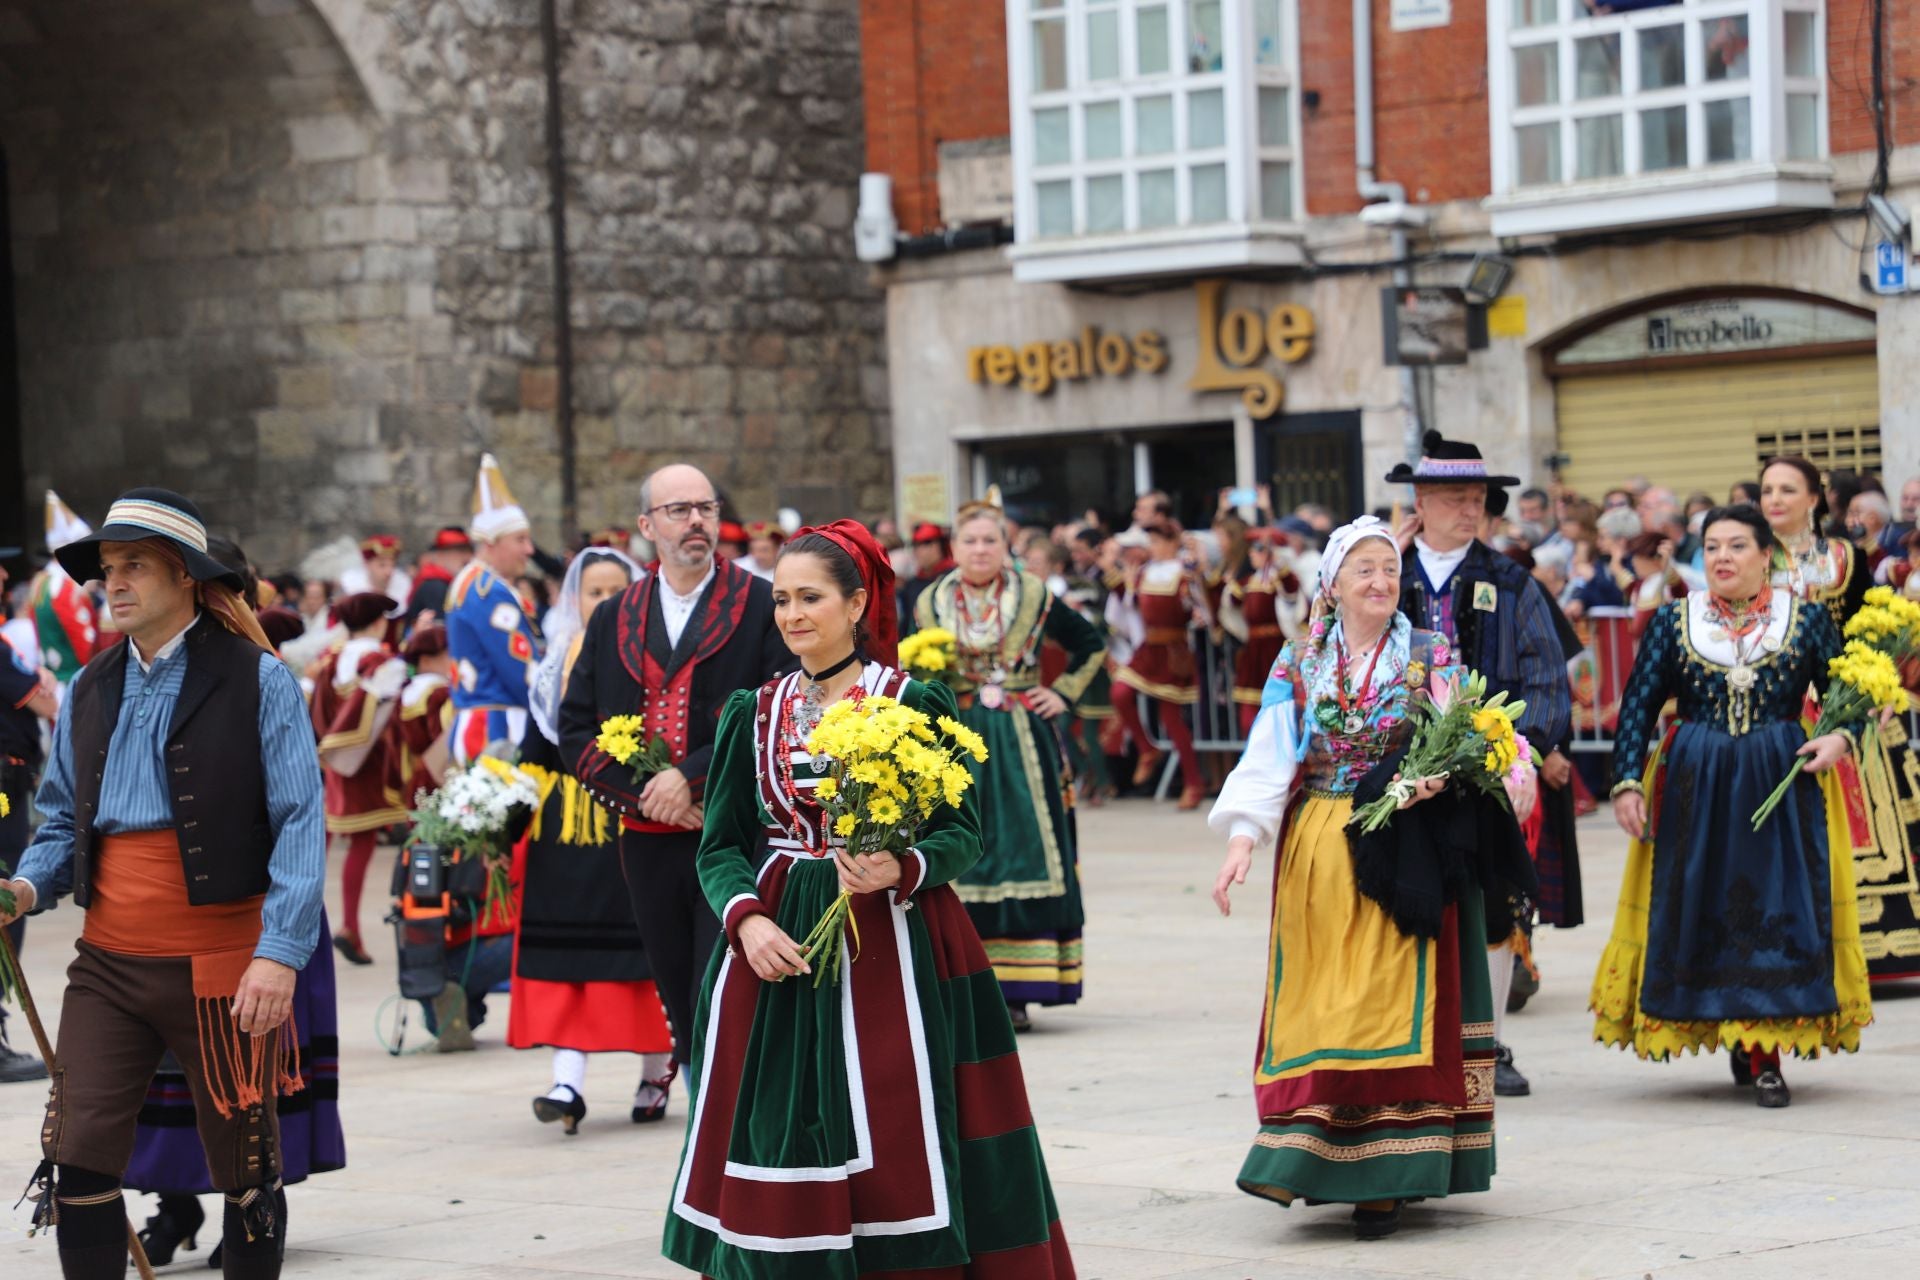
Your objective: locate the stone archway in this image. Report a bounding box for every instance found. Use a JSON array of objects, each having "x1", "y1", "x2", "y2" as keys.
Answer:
[{"x1": 0, "y1": 0, "x2": 406, "y2": 566}]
